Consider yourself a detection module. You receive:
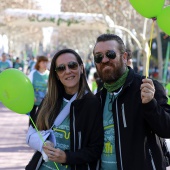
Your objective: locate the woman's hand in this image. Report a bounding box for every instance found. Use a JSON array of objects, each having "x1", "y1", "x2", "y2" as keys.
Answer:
[
  {"x1": 43, "y1": 144, "x2": 67, "y2": 163},
  {"x1": 140, "y1": 78, "x2": 155, "y2": 104}
]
